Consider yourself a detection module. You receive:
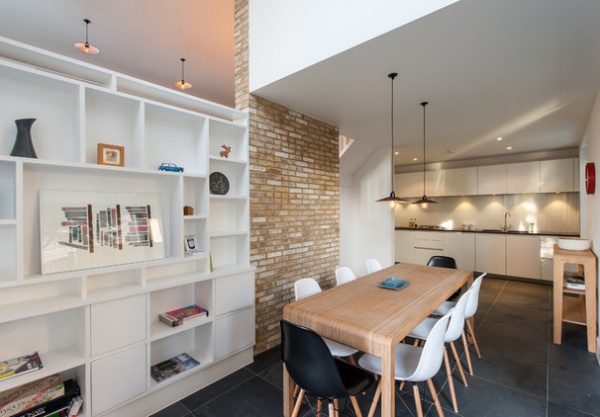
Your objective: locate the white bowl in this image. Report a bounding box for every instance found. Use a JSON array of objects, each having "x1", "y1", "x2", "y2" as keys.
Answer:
[{"x1": 557, "y1": 238, "x2": 590, "y2": 251}]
